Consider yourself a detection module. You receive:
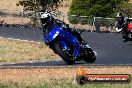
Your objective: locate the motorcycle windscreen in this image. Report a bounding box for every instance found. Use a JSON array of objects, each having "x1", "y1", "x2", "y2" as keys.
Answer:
[
  {"x1": 59, "y1": 31, "x2": 80, "y2": 58},
  {"x1": 45, "y1": 24, "x2": 62, "y2": 42}
]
